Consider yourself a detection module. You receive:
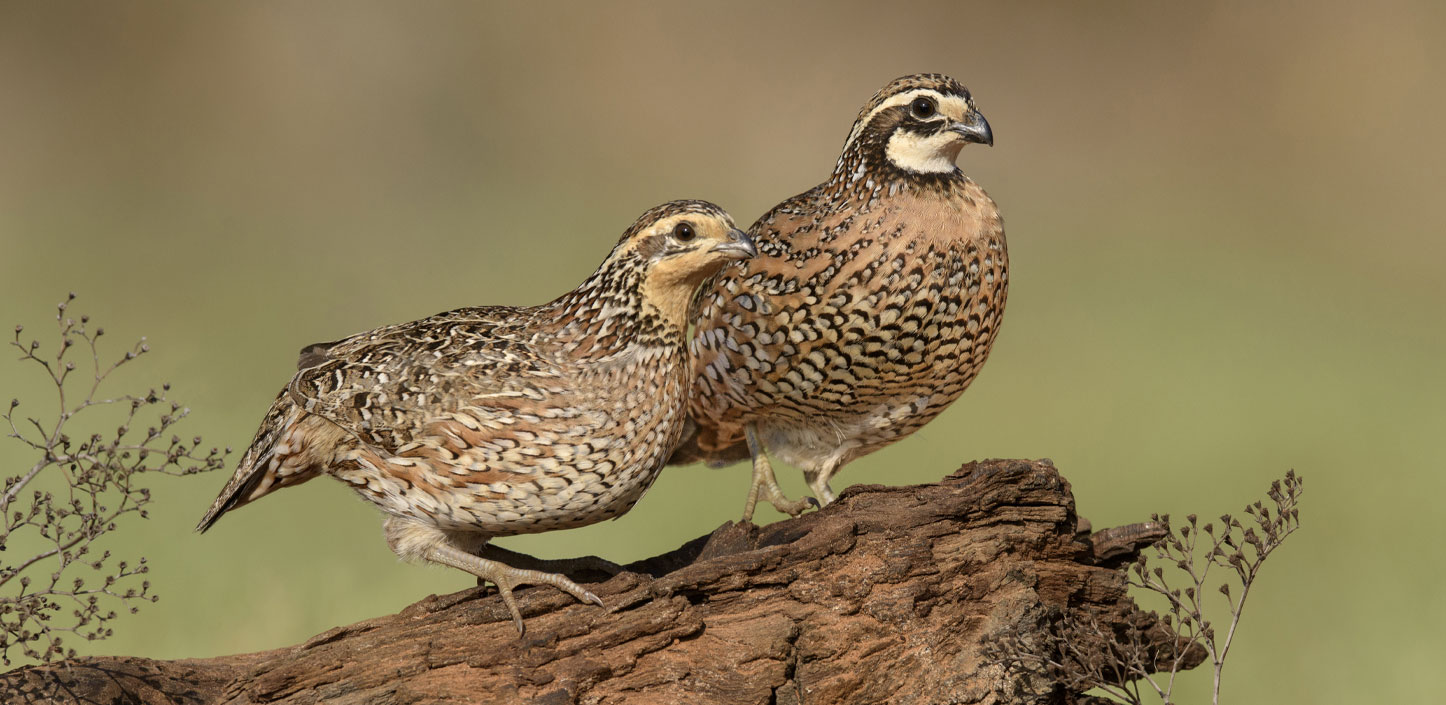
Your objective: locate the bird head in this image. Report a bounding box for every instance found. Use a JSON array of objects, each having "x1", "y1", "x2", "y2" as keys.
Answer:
[
  {"x1": 611, "y1": 200, "x2": 755, "y2": 326},
  {"x1": 618, "y1": 199, "x2": 753, "y2": 274},
  {"x1": 840, "y1": 73, "x2": 992, "y2": 177}
]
